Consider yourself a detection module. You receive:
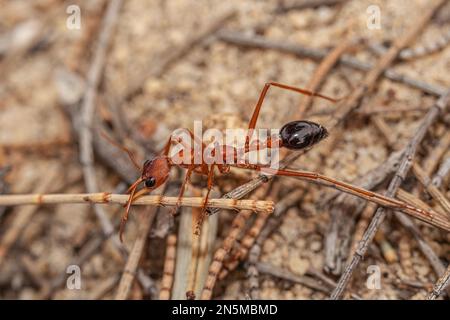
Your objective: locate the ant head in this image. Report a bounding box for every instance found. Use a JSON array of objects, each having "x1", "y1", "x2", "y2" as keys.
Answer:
[{"x1": 141, "y1": 156, "x2": 171, "y2": 190}]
